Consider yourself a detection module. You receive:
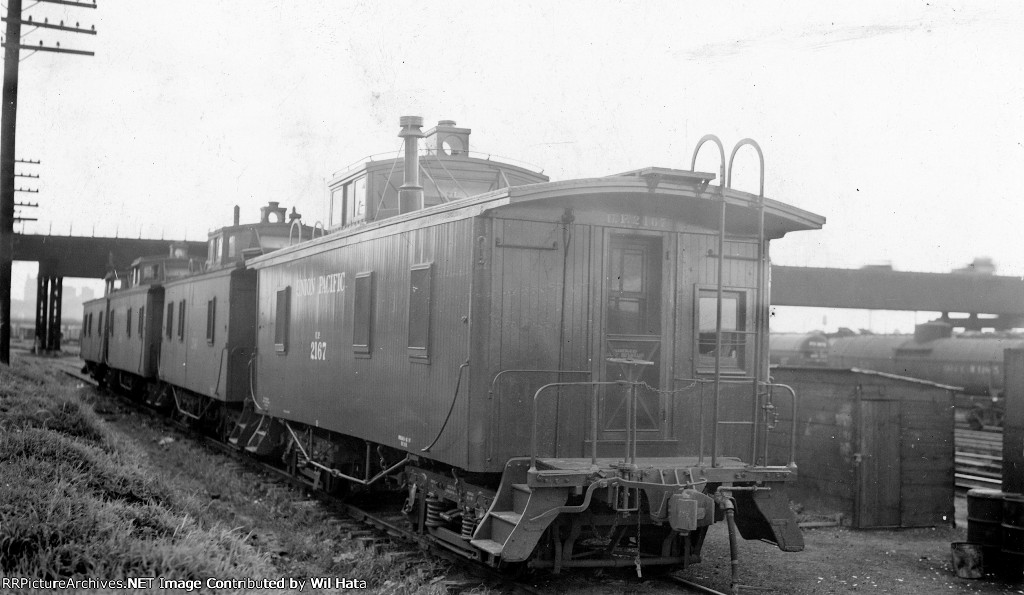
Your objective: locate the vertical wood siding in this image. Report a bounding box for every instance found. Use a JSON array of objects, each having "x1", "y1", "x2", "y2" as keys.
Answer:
[
  {"x1": 159, "y1": 269, "x2": 255, "y2": 402},
  {"x1": 673, "y1": 234, "x2": 759, "y2": 459},
  {"x1": 80, "y1": 298, "x2": 107, "y2": 364},
  {"x1": 106, "y1": 286, "x2": 162, "y2": 378},
  {"x1": 255, "y1": 218, "x2": 474, "y2": 469}
]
